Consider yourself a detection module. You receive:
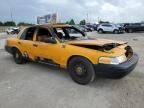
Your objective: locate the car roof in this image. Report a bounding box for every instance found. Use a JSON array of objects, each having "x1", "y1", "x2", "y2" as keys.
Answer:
[{"x1": 19, "y1": 24, "x2": 73, "y2": 35}]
